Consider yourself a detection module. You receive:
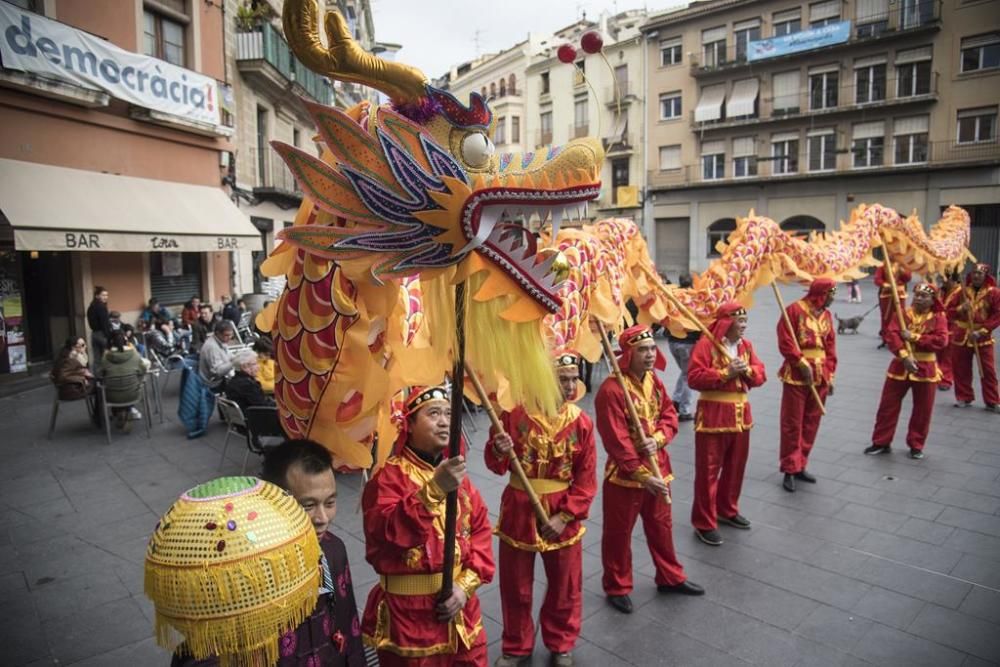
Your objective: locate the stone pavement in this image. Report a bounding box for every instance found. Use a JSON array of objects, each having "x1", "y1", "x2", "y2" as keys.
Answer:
[{"x1": 1, "y1": 280, "x2": 999, "y2": 666}]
